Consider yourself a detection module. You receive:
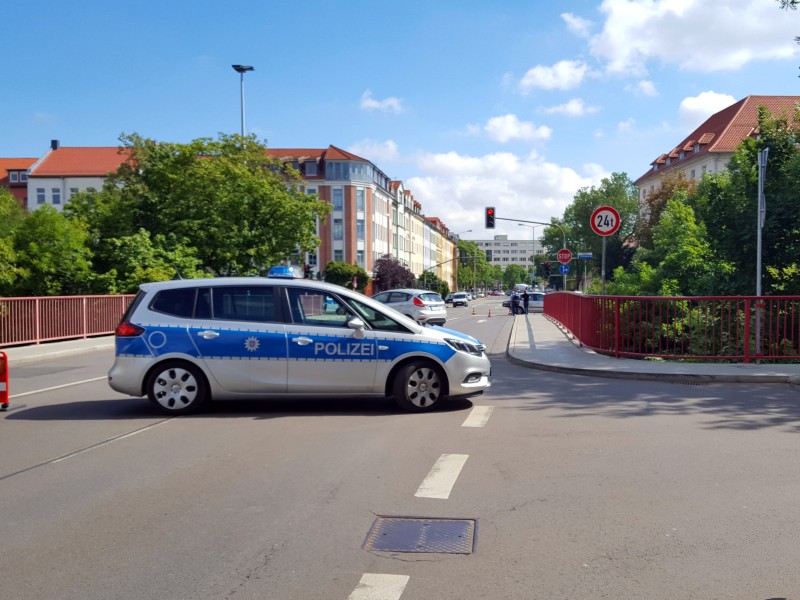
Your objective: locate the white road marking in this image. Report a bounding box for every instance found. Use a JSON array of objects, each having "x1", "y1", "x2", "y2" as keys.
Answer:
[
  {"x1": 462, "y1": 405, "x2": 493, "y2": 428},
  {"x1": 347, "y1": 574, "x2": 410, "y2": 600},
  {"x1": 414, "y1": 453, "x2": 469, "y2": 499},
  {"x1": 9, "y1": 376, "x2": 106, "y2": 399}
]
